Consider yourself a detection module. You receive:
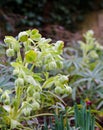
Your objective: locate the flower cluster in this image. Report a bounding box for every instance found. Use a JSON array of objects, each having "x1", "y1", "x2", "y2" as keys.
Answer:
[{"x1": 1, "y1": 29, "x2": 72, "y2": 129}]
